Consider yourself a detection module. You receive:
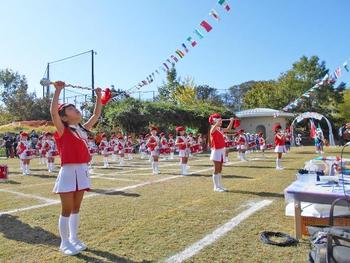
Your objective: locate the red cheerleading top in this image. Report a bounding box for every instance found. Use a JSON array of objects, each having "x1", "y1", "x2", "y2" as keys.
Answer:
[
  {"x1": 176, "y1": 136, "x2": 187, "y2": 150},
  {"x1": 146, "y1": 136, "x2": 158, "y2": 151},
  {"x1": 258, "y1": 138, "x2": 265, "y2": 145},
  {"x1": 274, "y1": 133, "x2": 286, "y2": 146},
  {"x1": 54, "y1": 127, "x2": 91, "y2": 165},
  {"x1": 210, "y1": 129, "x2": 225, "y2": 149}
]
